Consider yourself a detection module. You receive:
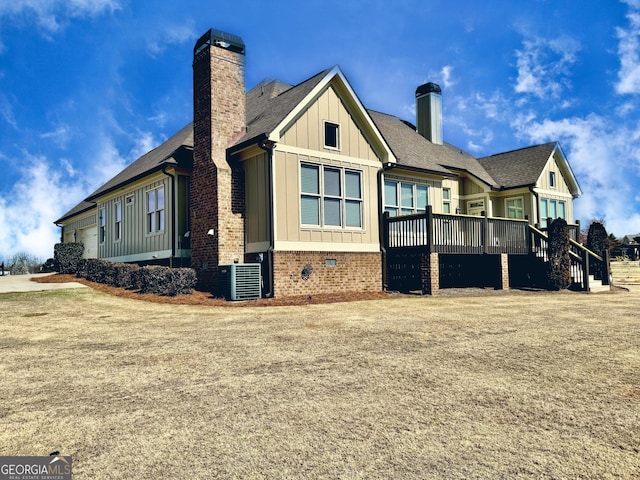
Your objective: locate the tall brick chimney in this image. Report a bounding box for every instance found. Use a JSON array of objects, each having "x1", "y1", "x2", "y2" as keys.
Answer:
[{"x1": 190, "y1": 29, "x2": 246, "y2": 291}]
